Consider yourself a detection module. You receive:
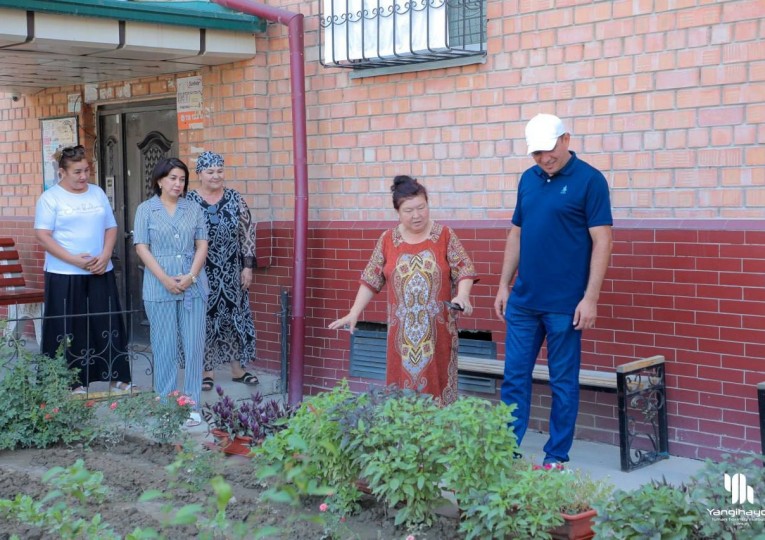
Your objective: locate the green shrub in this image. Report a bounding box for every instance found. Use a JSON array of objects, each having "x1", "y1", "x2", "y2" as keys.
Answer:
[
  {"x1": 0, "y1": 342, "x2": 98, "y2": 449},
  {"x1": 690, "y1": 454, "x2": 765, "y2": 540},
  {"x1": 594, "y1": 454, "x2": 765, "y2": 540},
  {"x1": 349, "y1": 390, "x2": 447, "y2": 528},
  {"x1": 438, "y1": 397, "x2": 518, "y2": 500},
  {"x1": 593, "y1": 482, "x2": 700, "y2": 540},
  {"x1": 254, "y1": 380, "x2": 354, "y2": 511}
]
